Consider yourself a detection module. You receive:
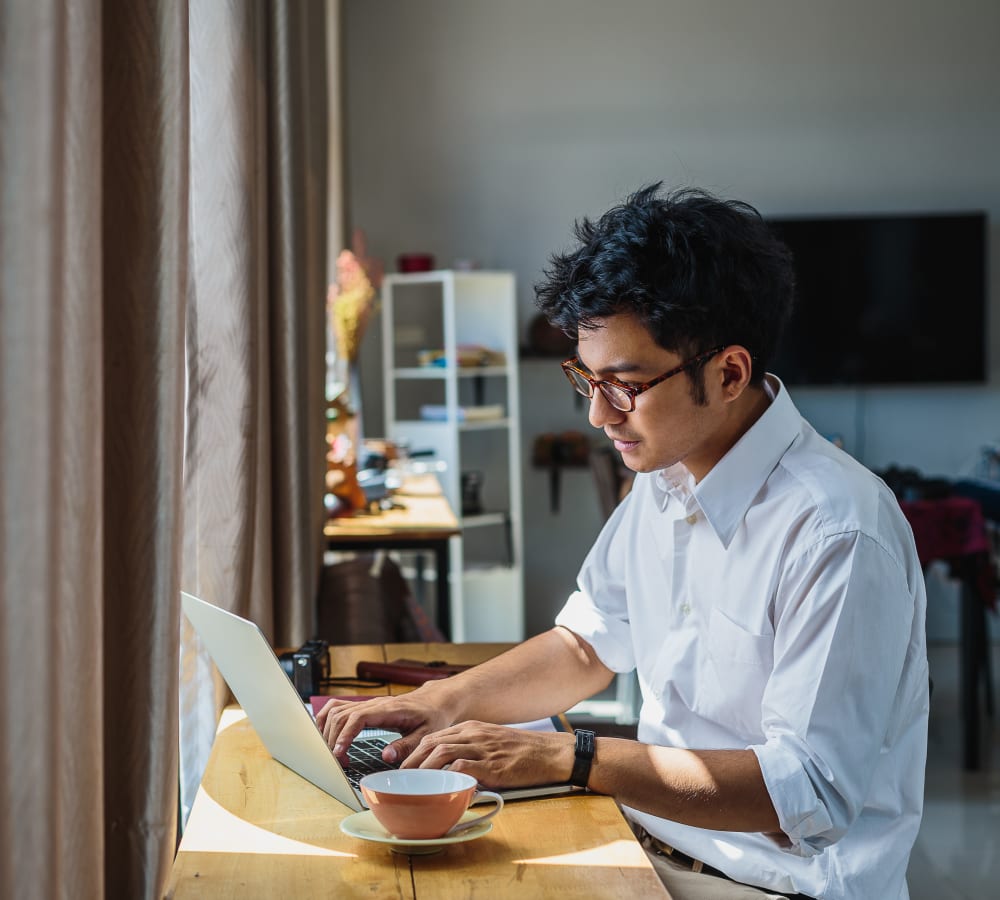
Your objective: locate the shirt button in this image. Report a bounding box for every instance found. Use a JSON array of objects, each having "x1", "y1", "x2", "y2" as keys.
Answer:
[
  {"x1": 685, "y1": 513, "x2": 697, "y2": 525},
  {"x1": 680, "y1": 603, "x2": 691, "y2": 616}
]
